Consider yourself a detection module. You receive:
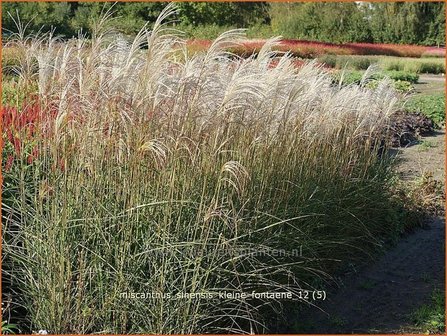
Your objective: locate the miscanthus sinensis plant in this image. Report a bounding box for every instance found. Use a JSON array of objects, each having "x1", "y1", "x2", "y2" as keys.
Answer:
[{"x1": 2, "y1": 4, "x2": 402, "y2": 334}]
